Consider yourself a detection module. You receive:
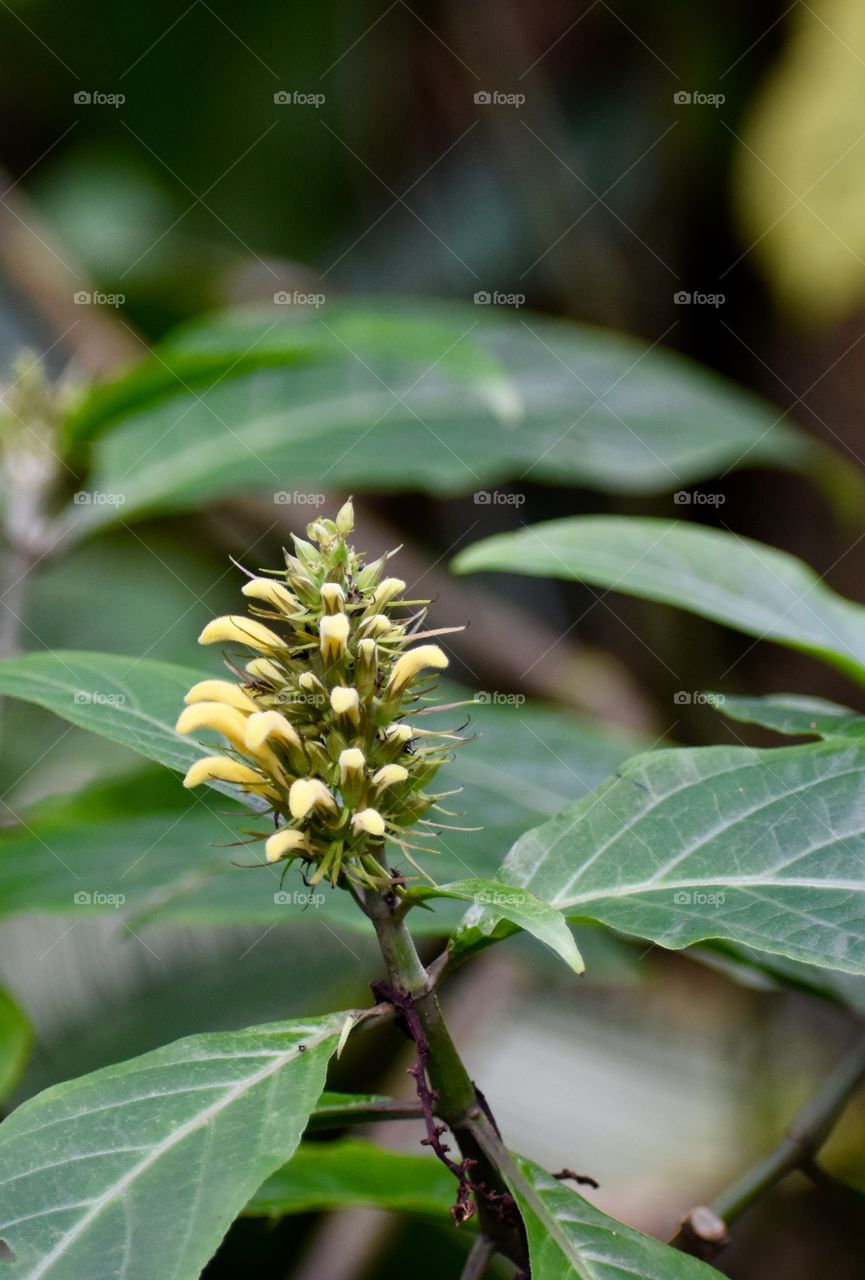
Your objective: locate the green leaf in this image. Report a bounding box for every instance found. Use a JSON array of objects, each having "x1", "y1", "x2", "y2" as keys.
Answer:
[
  {"x1": 718, "y1": 693, "x2": 865, "y2": 741},
  {"x1": 455, "y1": 737, "x2": 865, "y2": 975},
  {"x1": 0, "y1": 658, "x2": 643, "y2": 931},
  {"x1": 411, "y1": 878, "x2": 583, "y2": 974},
  {"x1": 59, "y1": 302, "x2": 813, "y2": 535},
  {"x1": 0, "y1": 1014, "x2": 346, "y2": 1280},
  {"x1": 453, "y1": 516, "x2": 865, "y2": 683},
  {"x1": 508, "y1": 1155, "x2": 720, "y2": 1280},
  {"x1": 0, "y1": 990, "x2": 32, "y2": 1105},
  {"x1": 245, "y1": 1137, "x2": 454, "y2": 1218}
]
